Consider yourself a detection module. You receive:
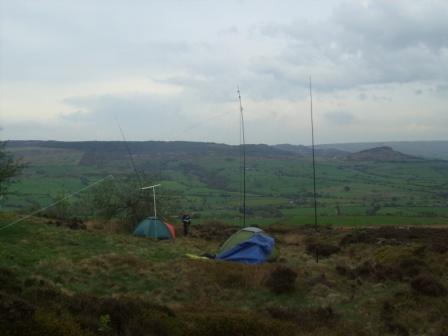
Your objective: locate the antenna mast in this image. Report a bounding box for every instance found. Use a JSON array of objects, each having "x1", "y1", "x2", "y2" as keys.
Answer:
[
  {"x1": 309, "y1": 77, "x2": 318, "y2": 231},
  {"x1": 237, "y1": 87, "x2": 246, "y2": 227},
  {"x1": 141, "y1": 184, "x2": 161, "y2": 218}
]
